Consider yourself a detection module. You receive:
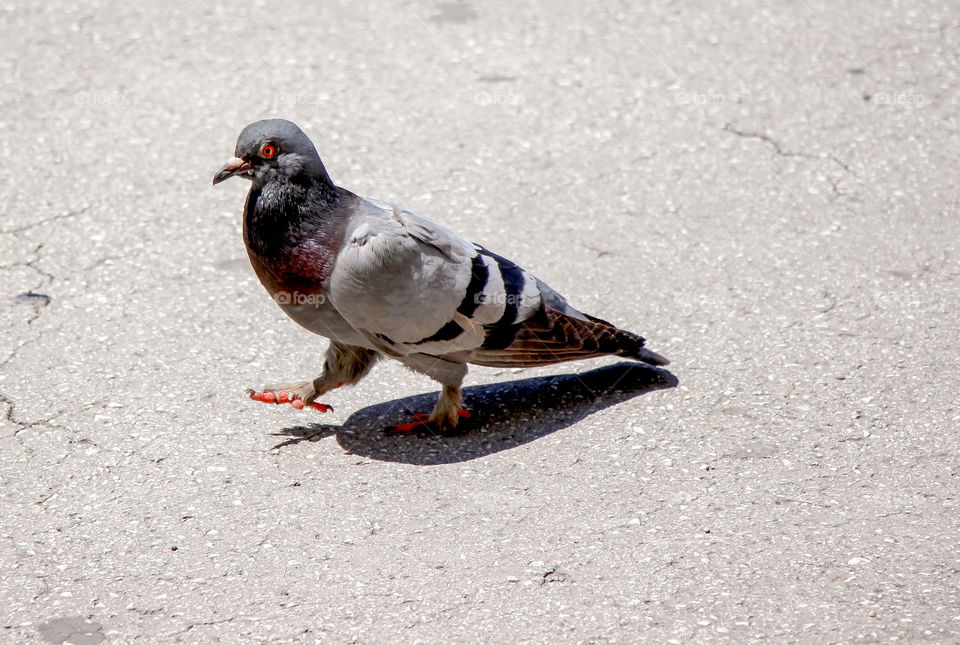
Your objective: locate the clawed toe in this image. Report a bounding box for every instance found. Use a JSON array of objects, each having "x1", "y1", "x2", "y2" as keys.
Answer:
[
  {"x1": 386, "y1": 409, "x2": 471, "y2": 435},
  {"x1": 387, "y1": 413, "x2": 430, "y2": 434},
  {"x1": 248, "y1": 386, "x2": 332, "y2": 413}
]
